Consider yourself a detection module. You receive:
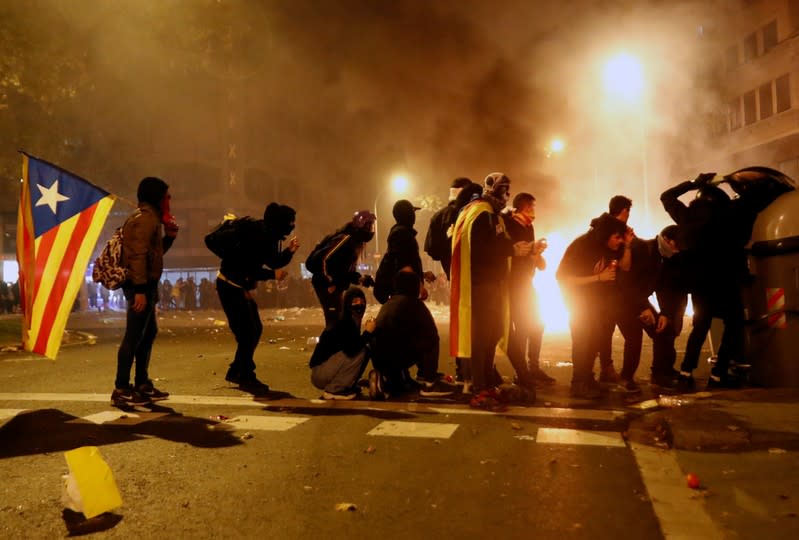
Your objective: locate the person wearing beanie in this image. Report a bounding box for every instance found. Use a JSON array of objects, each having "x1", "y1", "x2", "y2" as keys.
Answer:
[
  {"x1": 215, "y1": 201, "x2": 300, "y2": 394},
  {"x1": 450, "y1": 172, "x2": 533, "y2": 409},
  {"x1": 556, "y1": 213, "x2": 628, "y2": 399},
  {"x1": 424, "y1": 177, "x2": 473, "y2": 279},
  {"x1": 112, "y1": 176, "x2": 179, "y2": 407},
  {"x1": 306, "y1": 210, "x2": 376, "y2": 327}
]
